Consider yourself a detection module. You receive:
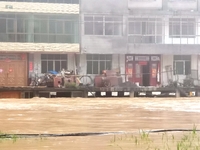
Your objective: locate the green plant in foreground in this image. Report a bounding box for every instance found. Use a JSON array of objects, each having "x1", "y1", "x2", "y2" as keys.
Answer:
[
  {"x1": 0, "y1": 131, "x2": 19, "y2": 143},
  {"x1": 109, "y1": 126, "x2": 200, "y2": 150}
]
